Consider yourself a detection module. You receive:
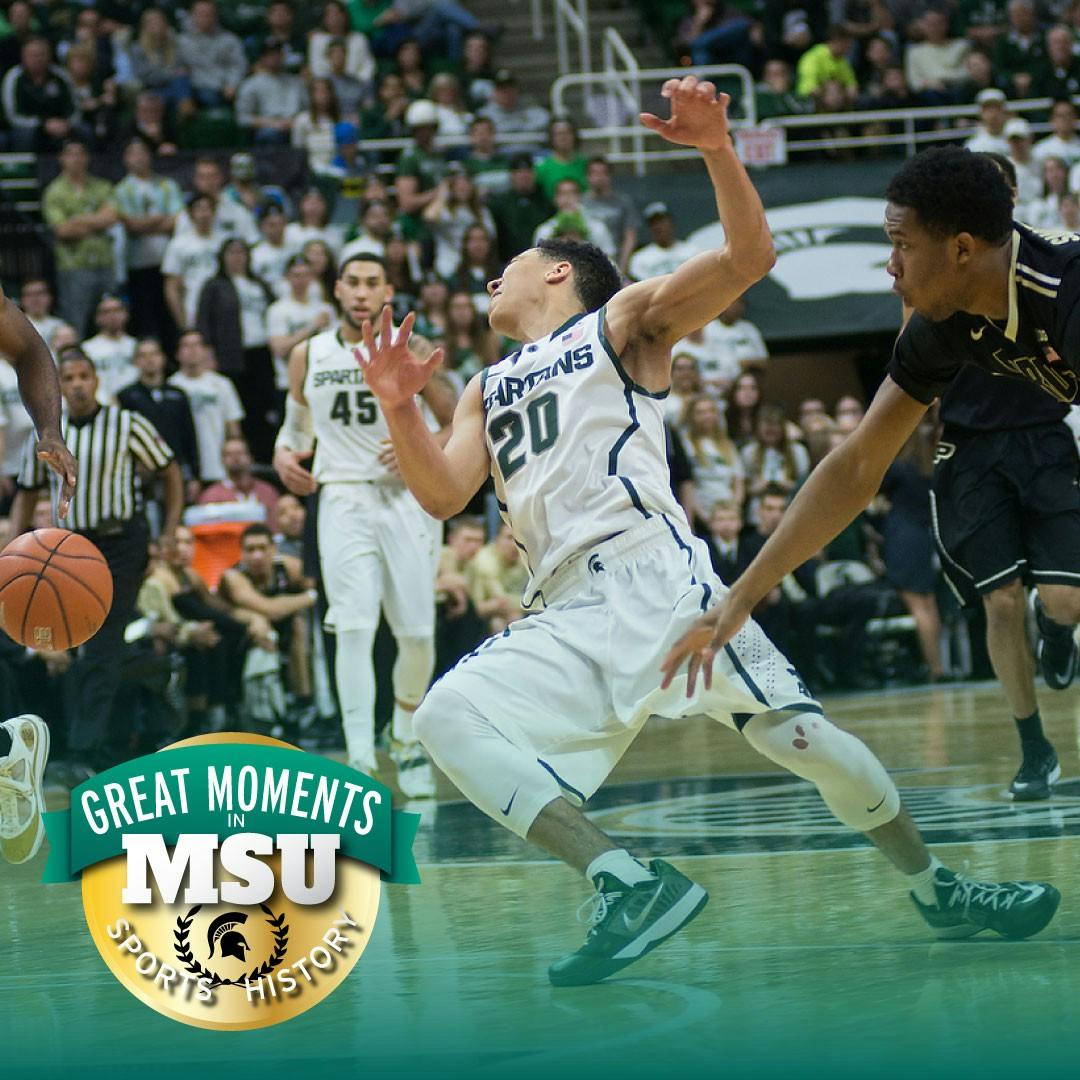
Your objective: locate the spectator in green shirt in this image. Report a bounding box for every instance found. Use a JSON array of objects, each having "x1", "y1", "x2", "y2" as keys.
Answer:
[
  {"x1": 463, "y1": 115, "x2": 512, "y2": 196},
  {"x1": 394, "y1": 98, "x2": 448, "y2": 242},
  {"x1": 42, "y1": 138, "x2": 118, "y2": 336},
  {"x1": 534, "y1": 117, "x2": 589, "y2": 200},
  {"x1": 795, "y1": 25, "x2": 858, "y2": 102},
  {"x1": 755, "y1": 57, "x2": 814, "y2": 119}
]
